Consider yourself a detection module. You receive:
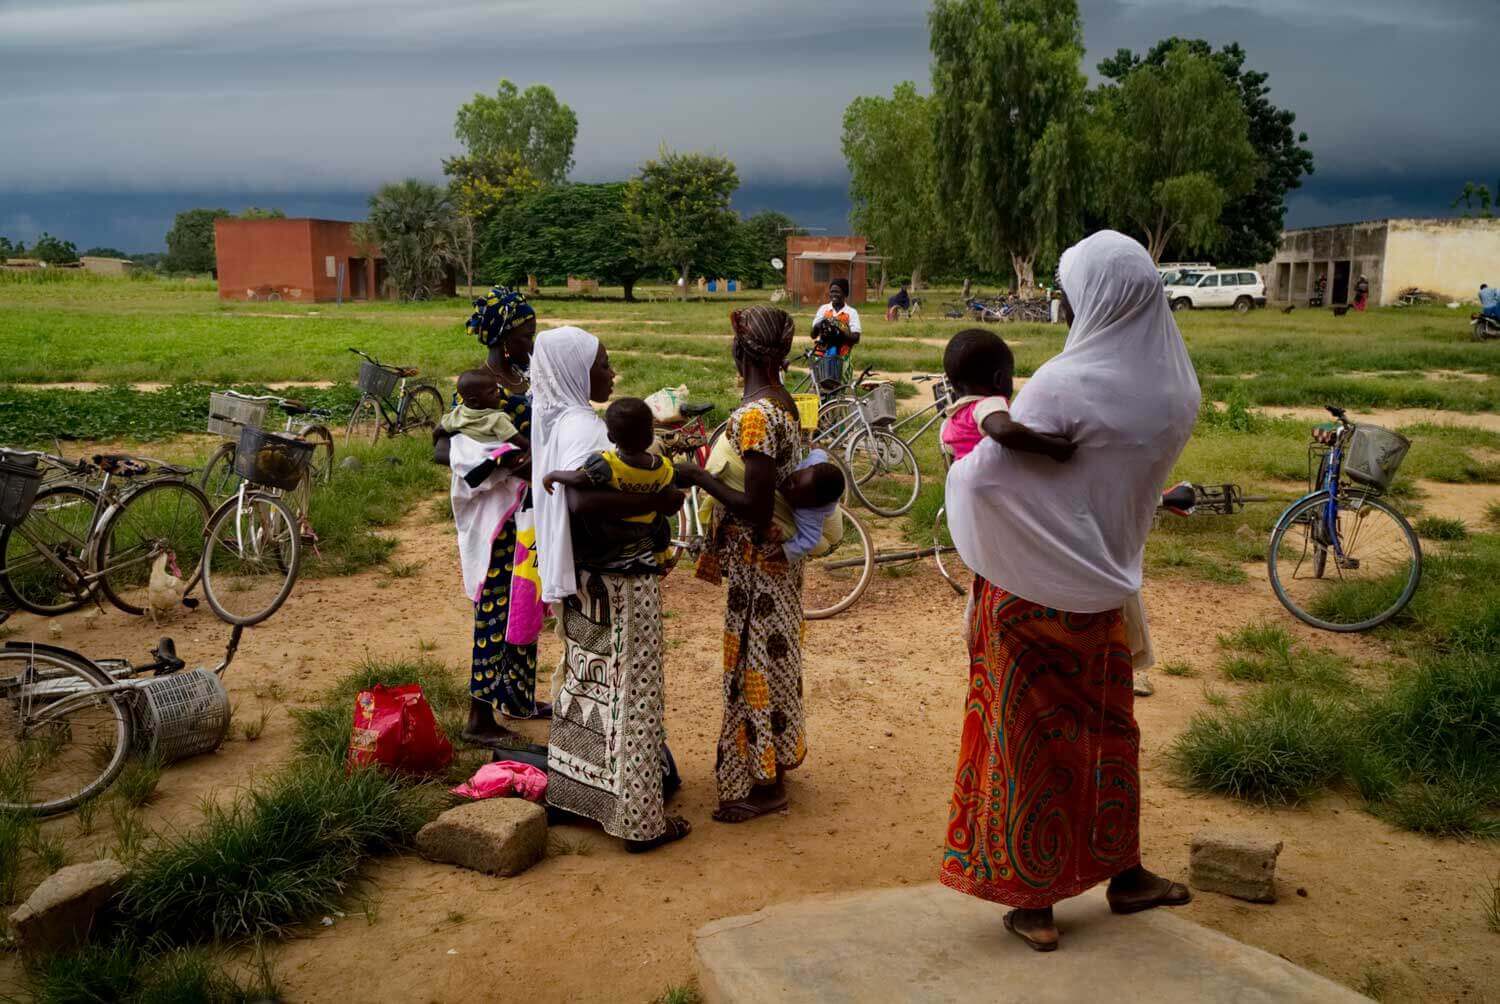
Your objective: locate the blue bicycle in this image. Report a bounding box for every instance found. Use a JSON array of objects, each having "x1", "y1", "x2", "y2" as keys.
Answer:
[{"x1": 1267, "y1": 406, "x2": 1421, "y2": 632}]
